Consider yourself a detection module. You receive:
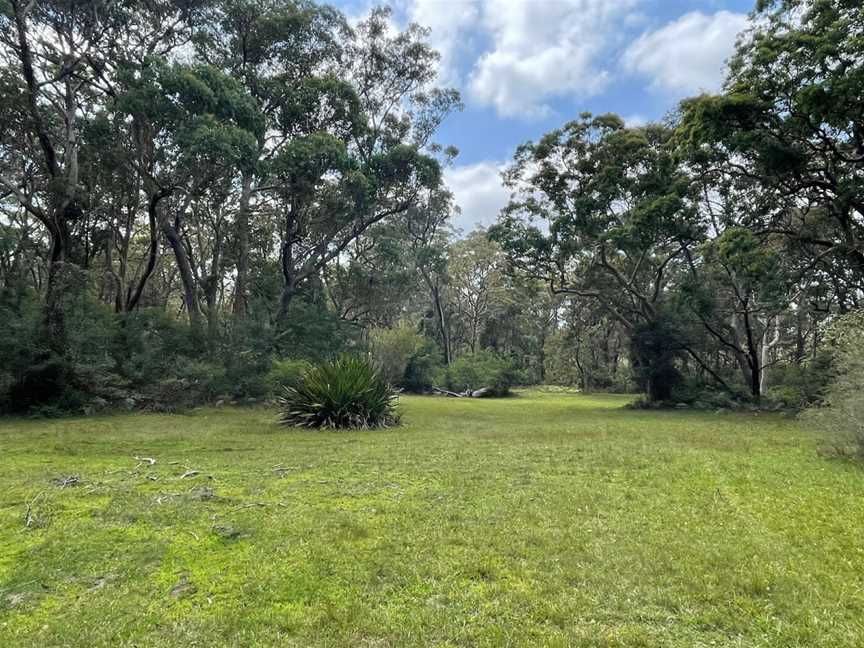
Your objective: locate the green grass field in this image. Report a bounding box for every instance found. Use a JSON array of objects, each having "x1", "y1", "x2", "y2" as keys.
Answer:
[{"x1": 1, "y1": 391, "x2": 862, "y2": 647}]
